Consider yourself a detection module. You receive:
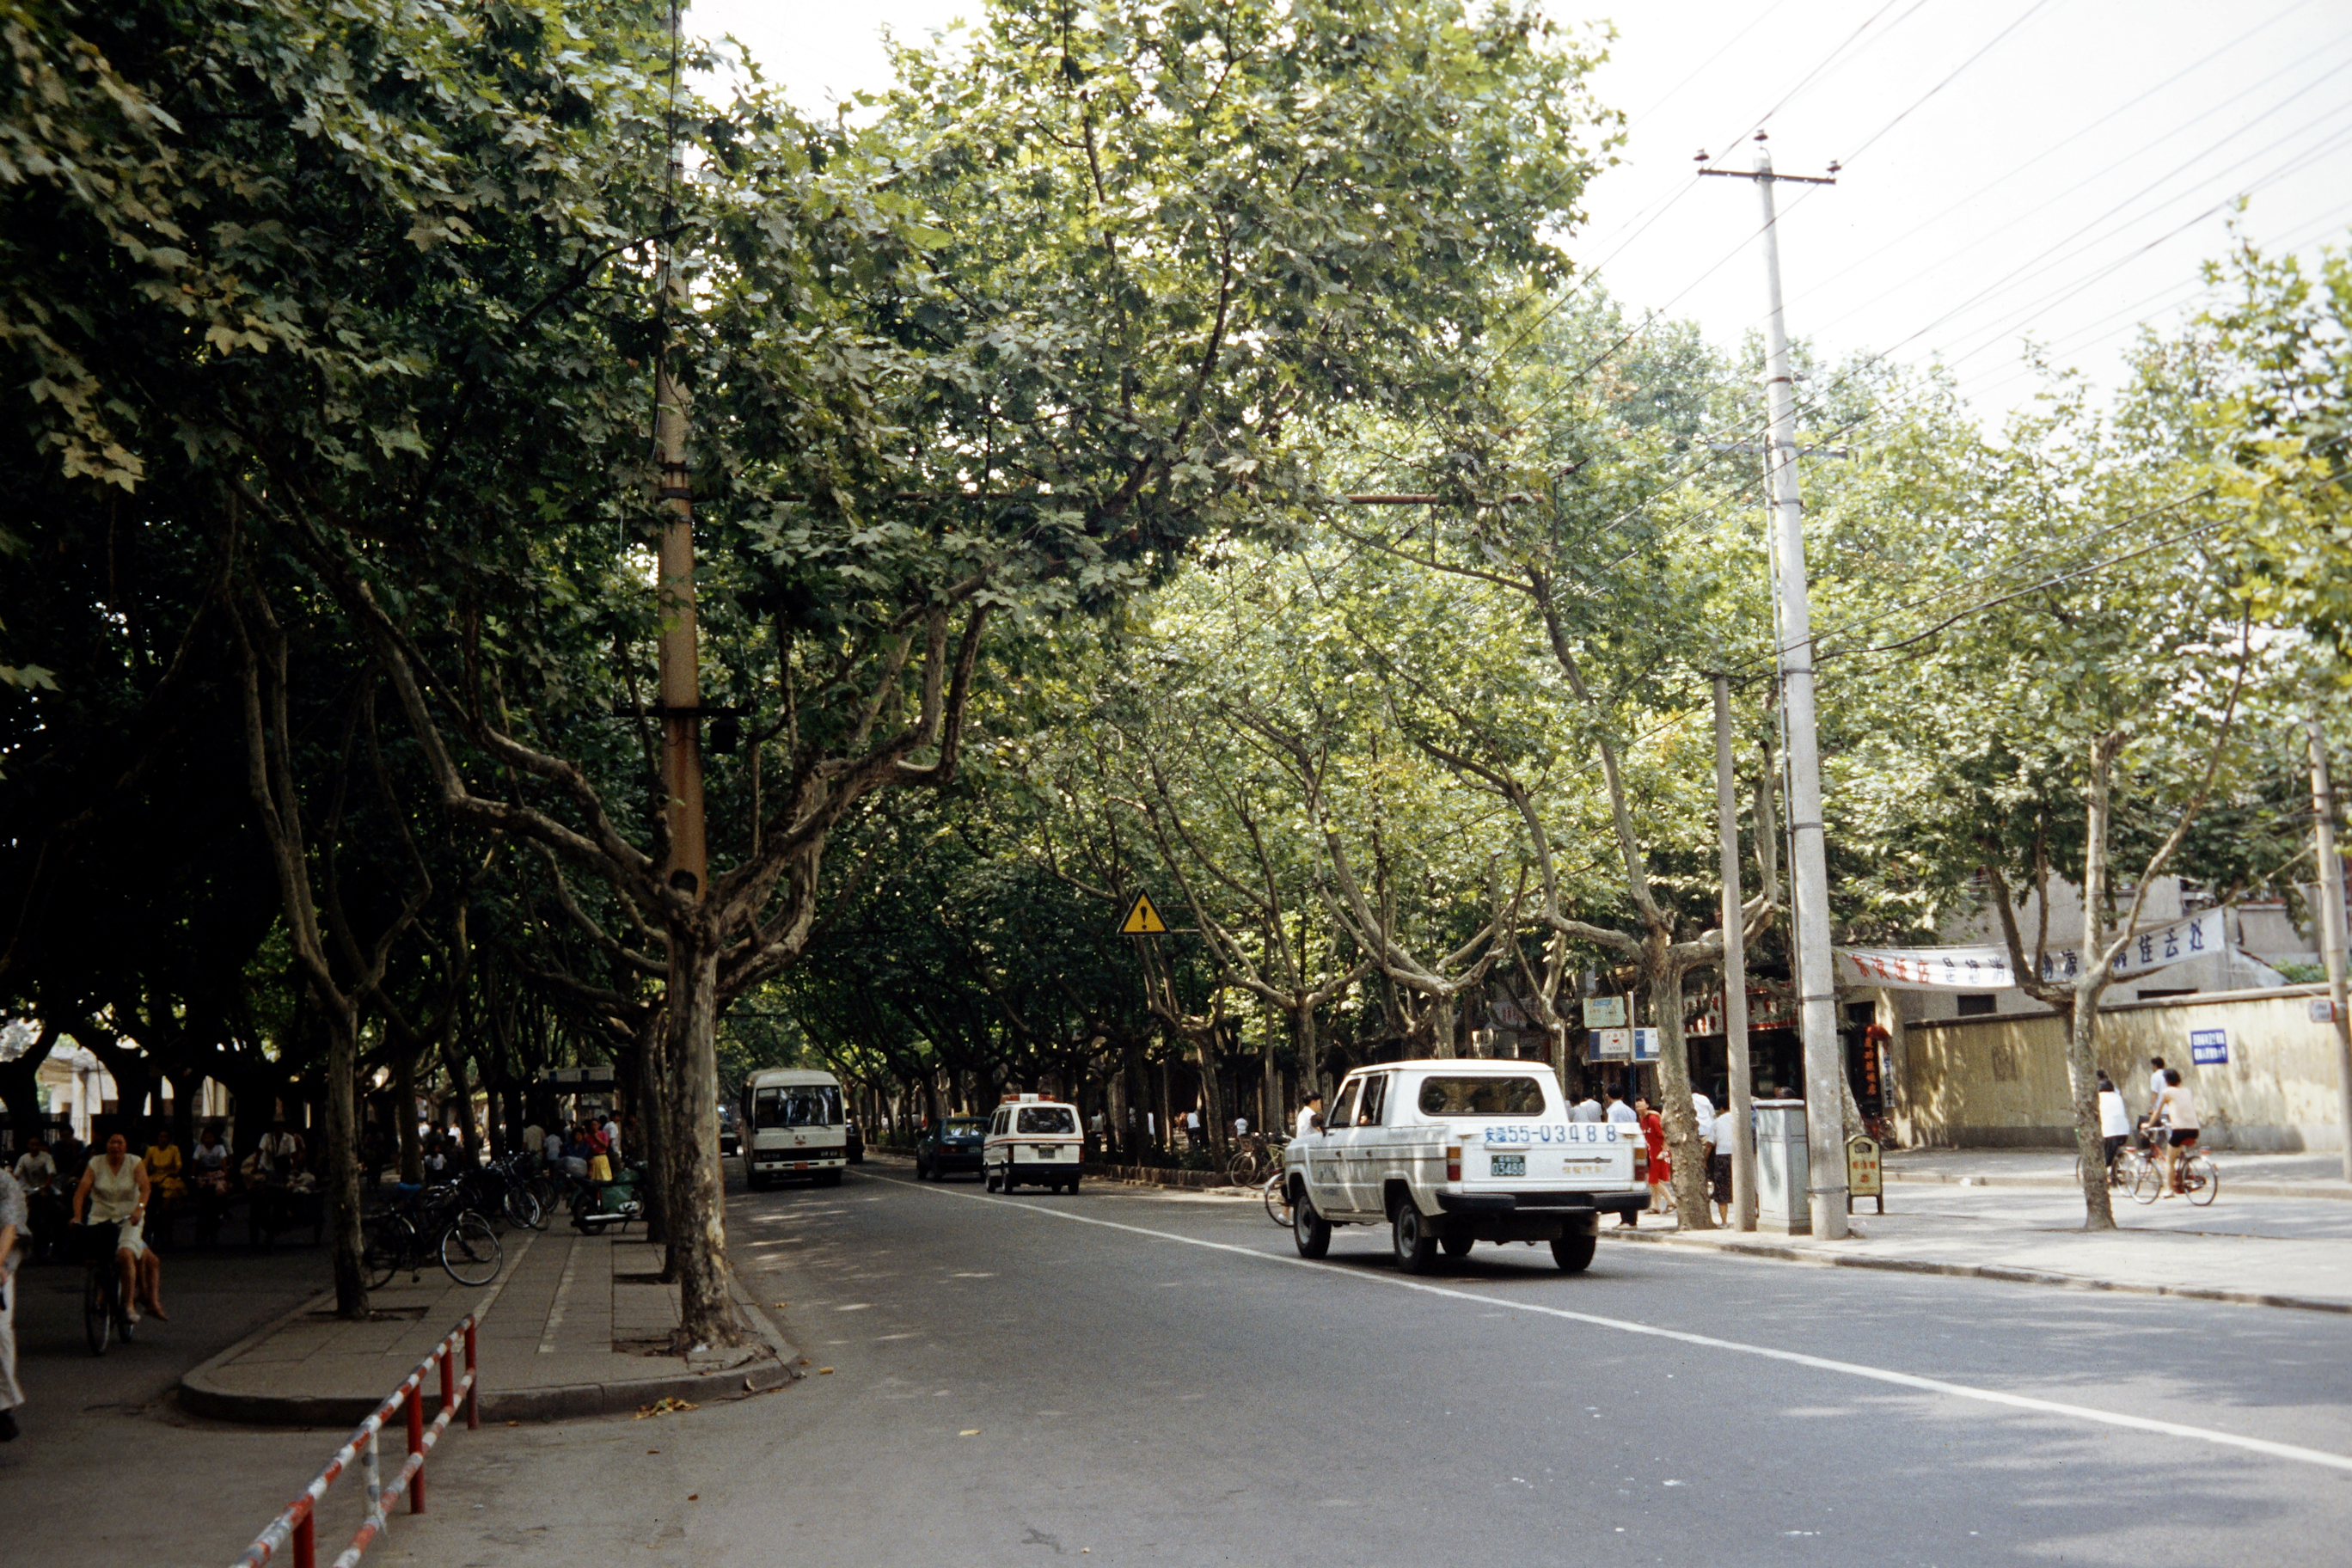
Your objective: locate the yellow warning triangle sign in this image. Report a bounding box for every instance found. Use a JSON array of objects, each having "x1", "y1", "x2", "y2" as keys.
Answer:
[{"x1": 1118, "y1": 891, "x2": 1169, "y2": 935}]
